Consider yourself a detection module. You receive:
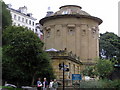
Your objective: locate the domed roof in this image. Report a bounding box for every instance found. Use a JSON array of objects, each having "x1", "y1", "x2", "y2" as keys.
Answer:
[
  {"x1": 40, "y1": 5, "x2": 102, "y2": 25},
  {"x1": 54, "y1": 5, "x2": 90, "y2": 16}
]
